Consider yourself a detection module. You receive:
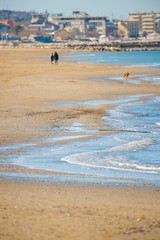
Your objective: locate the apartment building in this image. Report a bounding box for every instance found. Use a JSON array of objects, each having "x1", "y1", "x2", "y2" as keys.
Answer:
[
  {"x1": 127, "y1": 21, "x2": 139, "y2": 37},
  {"x1": 48, "y1": 9, "x2": 107, "y2": 36},
  {"x1": 114, "y1": 20, "x2": 139, "y2": 38},
  {"x1": 128, "y1": 12, "x2": 160, "y2": 35},
  {"x1": 24, "y1": 14, "x2": 59, "y2": 36}
]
